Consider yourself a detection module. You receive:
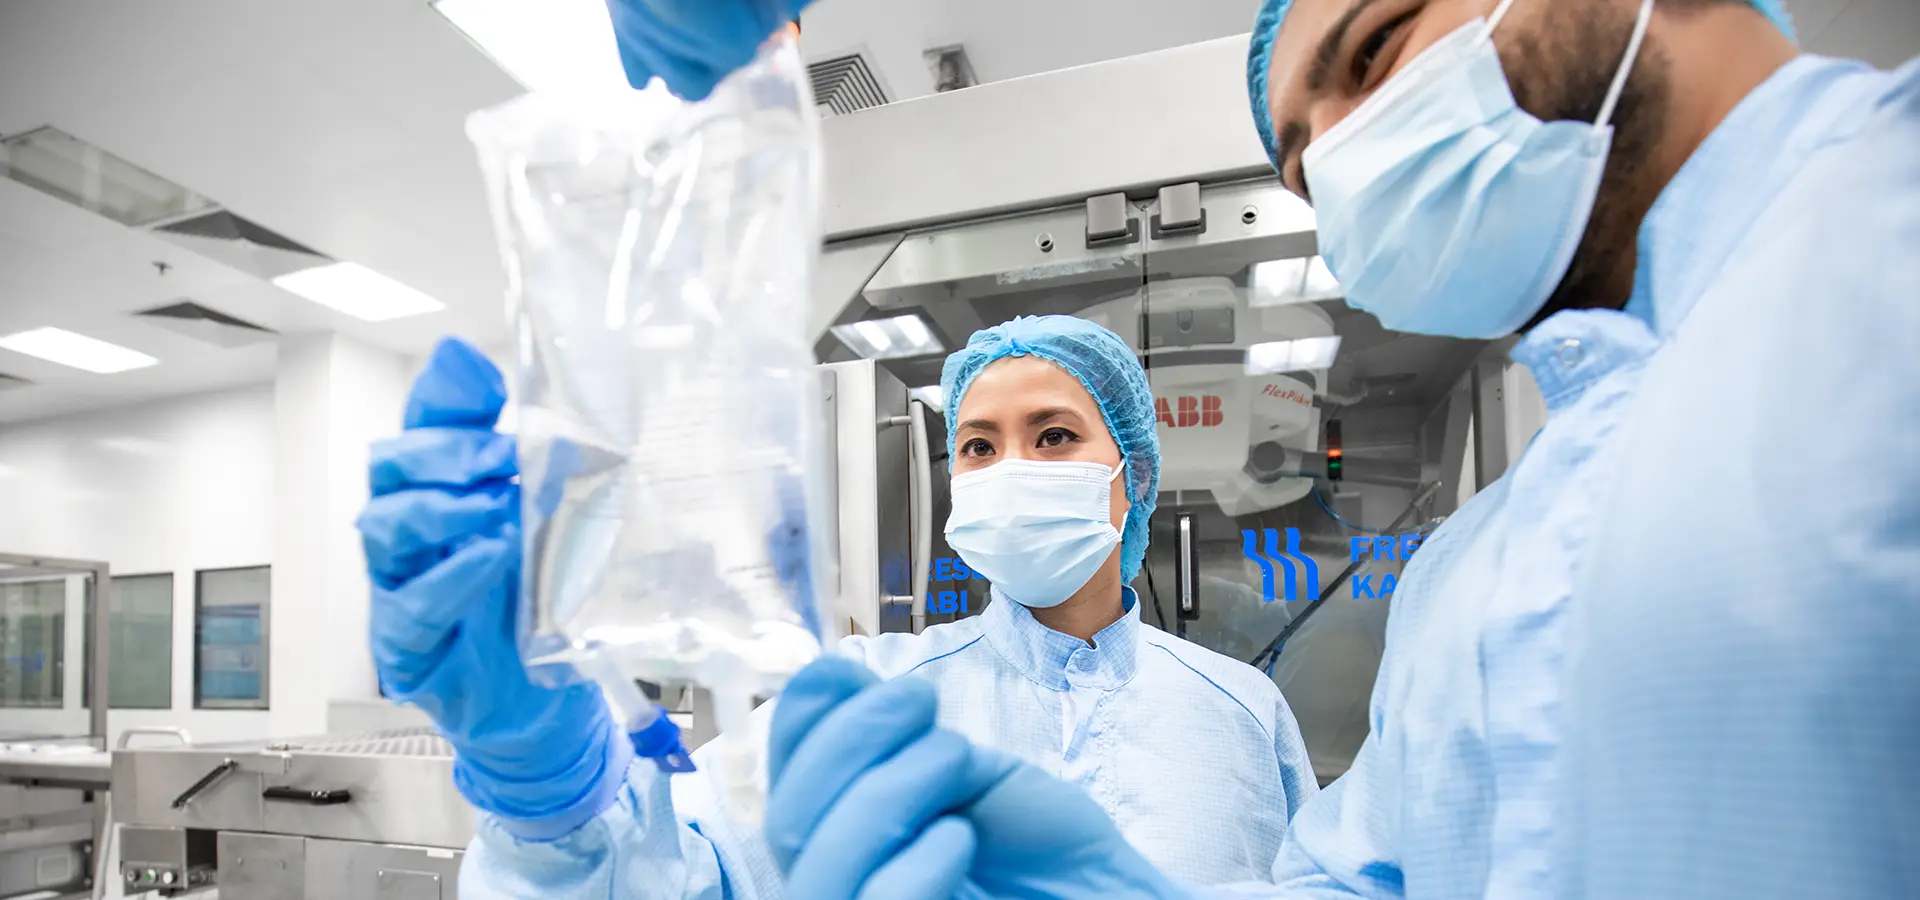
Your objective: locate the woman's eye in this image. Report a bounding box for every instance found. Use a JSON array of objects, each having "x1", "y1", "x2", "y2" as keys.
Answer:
[
  {"x1": 1352, "y1": 16, "x2": 1408, "y2": 88},
  {"x1": 1037, "y1": 428, "x2": 1077, "y2": 448},
  {"x1": 960, "y1": 438, "x2": 994, "y2": 457}
]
